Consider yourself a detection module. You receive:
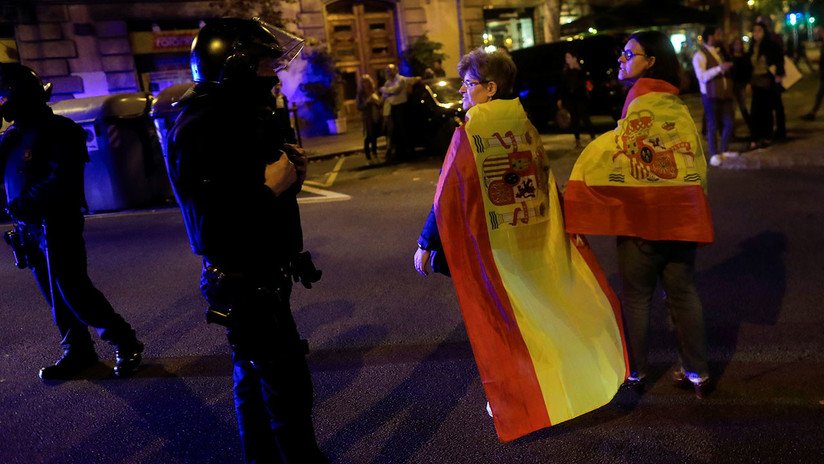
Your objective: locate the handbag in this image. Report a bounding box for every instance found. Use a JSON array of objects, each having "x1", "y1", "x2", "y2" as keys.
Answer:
[{"x1": 555, "y1": 108, "x2": 572, "y2": 130}]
